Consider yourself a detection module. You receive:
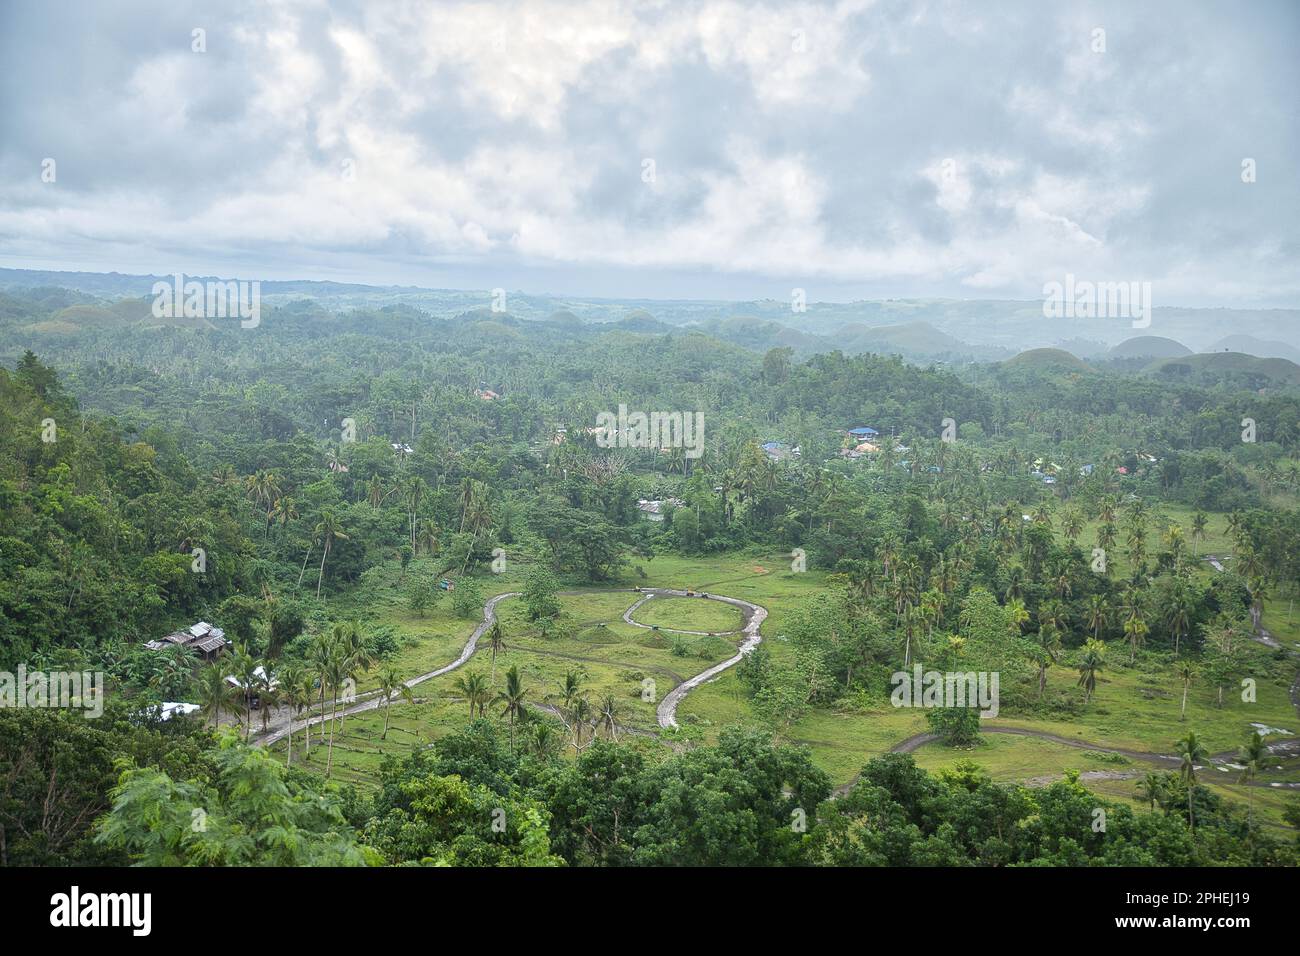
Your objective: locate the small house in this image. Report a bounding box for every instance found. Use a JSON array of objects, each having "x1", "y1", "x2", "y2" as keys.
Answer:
[{"x1": 145, "y1": 621, "x2": 230, "y2": 662}]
